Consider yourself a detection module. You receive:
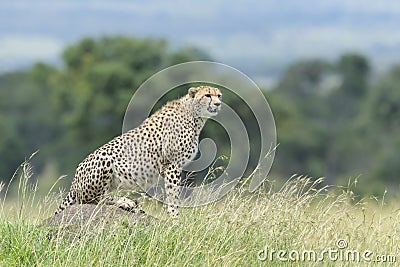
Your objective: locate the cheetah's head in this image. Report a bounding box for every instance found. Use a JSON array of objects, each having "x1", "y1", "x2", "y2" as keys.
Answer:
[{"x1": 188, "y1": 86, "x2": 222, "y2": 117}]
